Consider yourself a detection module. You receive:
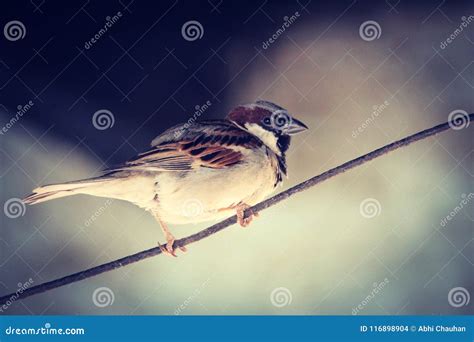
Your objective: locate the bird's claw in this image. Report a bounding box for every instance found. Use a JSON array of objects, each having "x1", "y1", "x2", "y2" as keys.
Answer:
[
  {"x1": 236, "y1": 204, "x2": 258, "y2": 227},
  {"x1": 158, "y1": 237, "x2": 187, "y2": 257}
]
